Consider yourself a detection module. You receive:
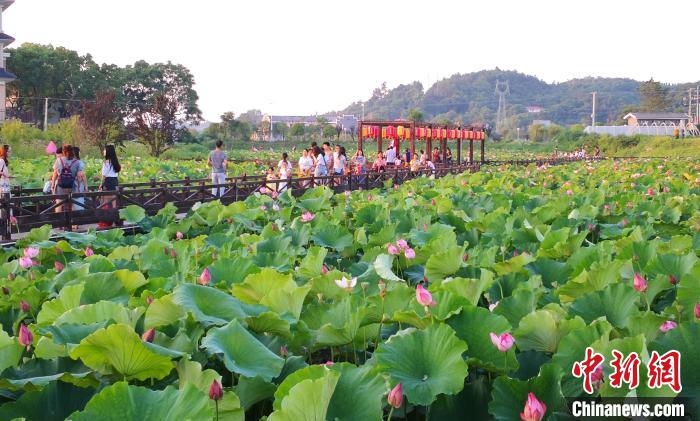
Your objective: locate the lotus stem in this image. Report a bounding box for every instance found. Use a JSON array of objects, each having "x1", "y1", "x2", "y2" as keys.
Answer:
[
  {"x1": 215, "y1": 399, "x2": 219, "y2": 421},
  {"x1": 386, "y1": 407, "x2": 394, "y2": 420}
]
